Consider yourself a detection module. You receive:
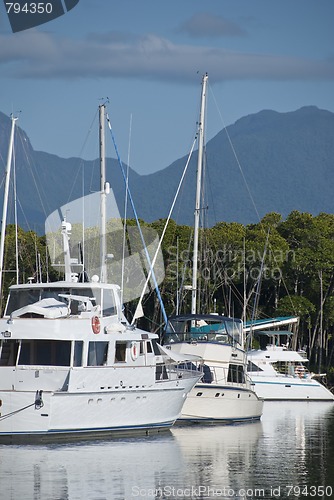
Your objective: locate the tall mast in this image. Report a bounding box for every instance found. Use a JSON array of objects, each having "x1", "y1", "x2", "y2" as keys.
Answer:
[
  {"x1": 99, "y1": 104, "x2": 108, "y2": 283},
  {"x1": 0, "y1": 114, "x2": 18, "y2": 296},
  {"x1": 191, "y1": 73, "x2": 208, "y2": 315}
]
